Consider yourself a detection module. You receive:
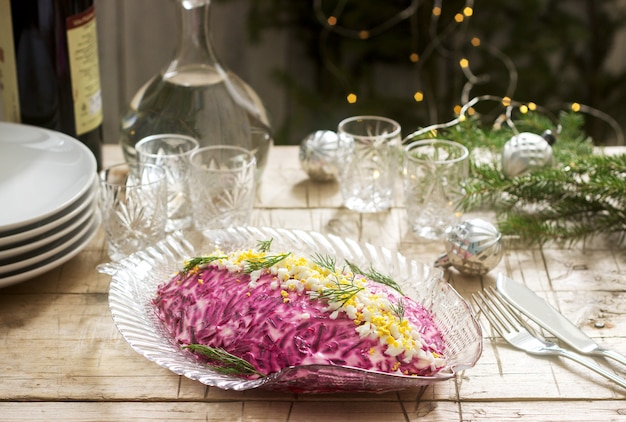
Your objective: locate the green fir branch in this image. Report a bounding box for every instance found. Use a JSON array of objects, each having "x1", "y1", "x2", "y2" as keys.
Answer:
[{"x1": 452, "y1": 111, "x2": 626, "y2": 245}]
